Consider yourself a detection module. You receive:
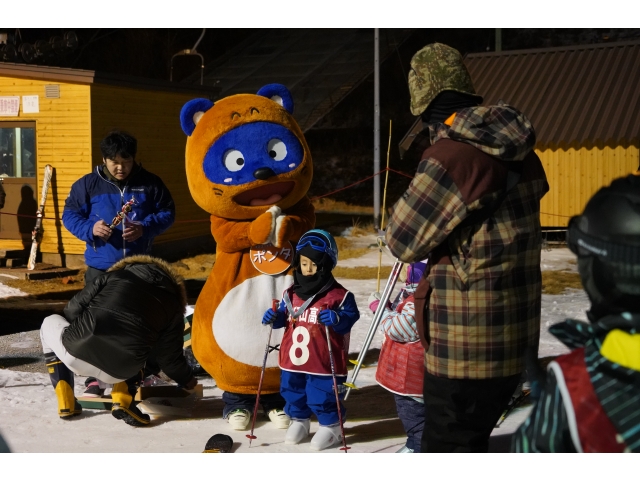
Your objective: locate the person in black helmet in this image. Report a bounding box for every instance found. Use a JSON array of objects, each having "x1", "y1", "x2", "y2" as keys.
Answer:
[{"x1": 512, "y1": 173, "x2": 640, "y2": 453}]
